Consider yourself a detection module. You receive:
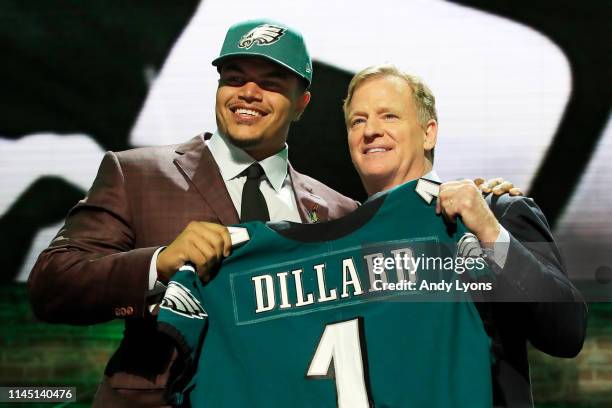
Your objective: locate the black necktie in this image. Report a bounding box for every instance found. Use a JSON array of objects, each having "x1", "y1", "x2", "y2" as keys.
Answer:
[{"x1": 240, "y1": 163, "x2": 270, "y2": 222}]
